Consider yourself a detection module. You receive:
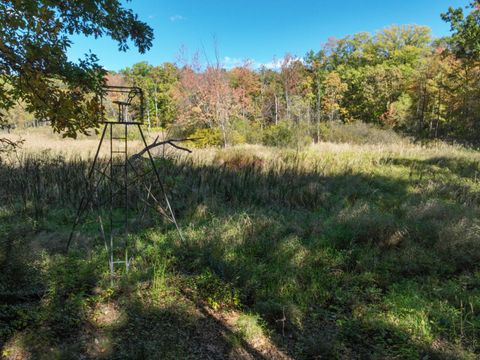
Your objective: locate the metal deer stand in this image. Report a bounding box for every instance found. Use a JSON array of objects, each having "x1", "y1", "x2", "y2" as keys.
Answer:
[{"x1": 67, "y1": 86, "x2": 184, "y2": 277}]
